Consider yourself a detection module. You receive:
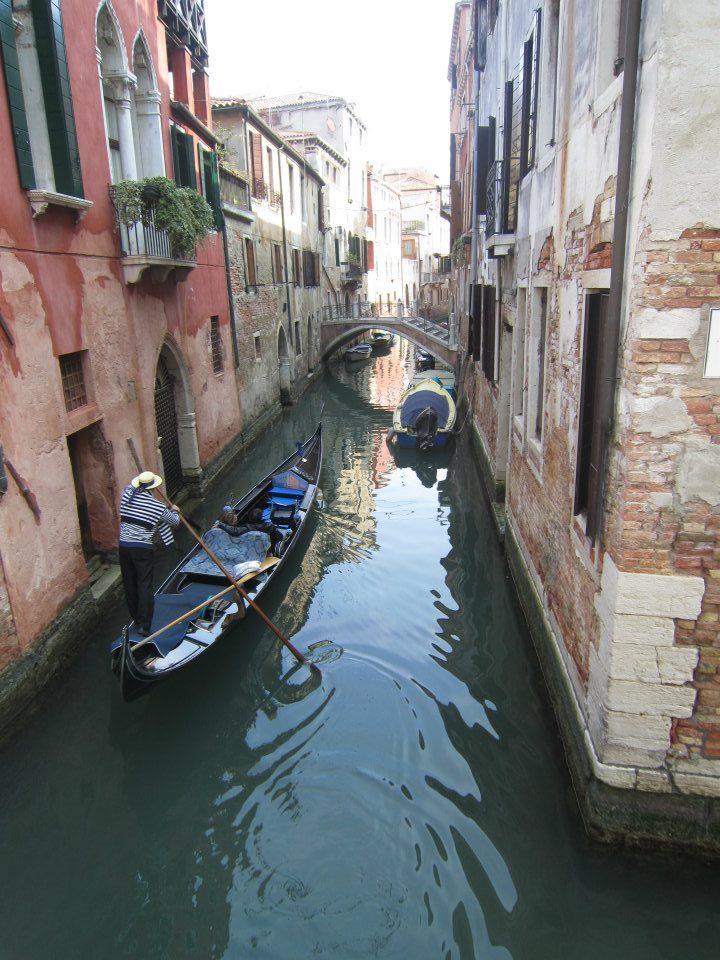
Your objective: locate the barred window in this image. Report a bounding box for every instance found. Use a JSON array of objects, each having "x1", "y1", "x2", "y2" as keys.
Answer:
[
  {"x1": 60, "y1": 352, "x2": 88, "y2": 412},
  {"x1": 210, "y1": 316, "x2": 223, "y2": 373}
]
